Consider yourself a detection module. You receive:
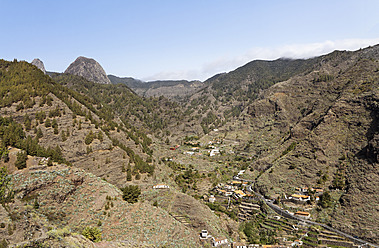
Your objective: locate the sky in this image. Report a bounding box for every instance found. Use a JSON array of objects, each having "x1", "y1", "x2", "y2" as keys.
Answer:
[{"x1": 1, "y1": 0, "x2": 379, "y2": 81}]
